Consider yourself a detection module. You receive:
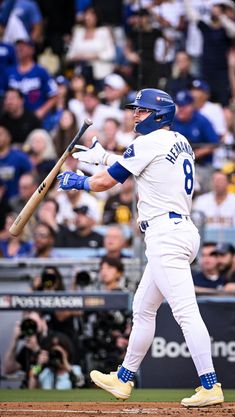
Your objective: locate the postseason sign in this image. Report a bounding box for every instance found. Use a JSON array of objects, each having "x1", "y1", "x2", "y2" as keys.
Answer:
[{"x1": 0, "y1": 292, "x2": 130, "y2": 311}]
